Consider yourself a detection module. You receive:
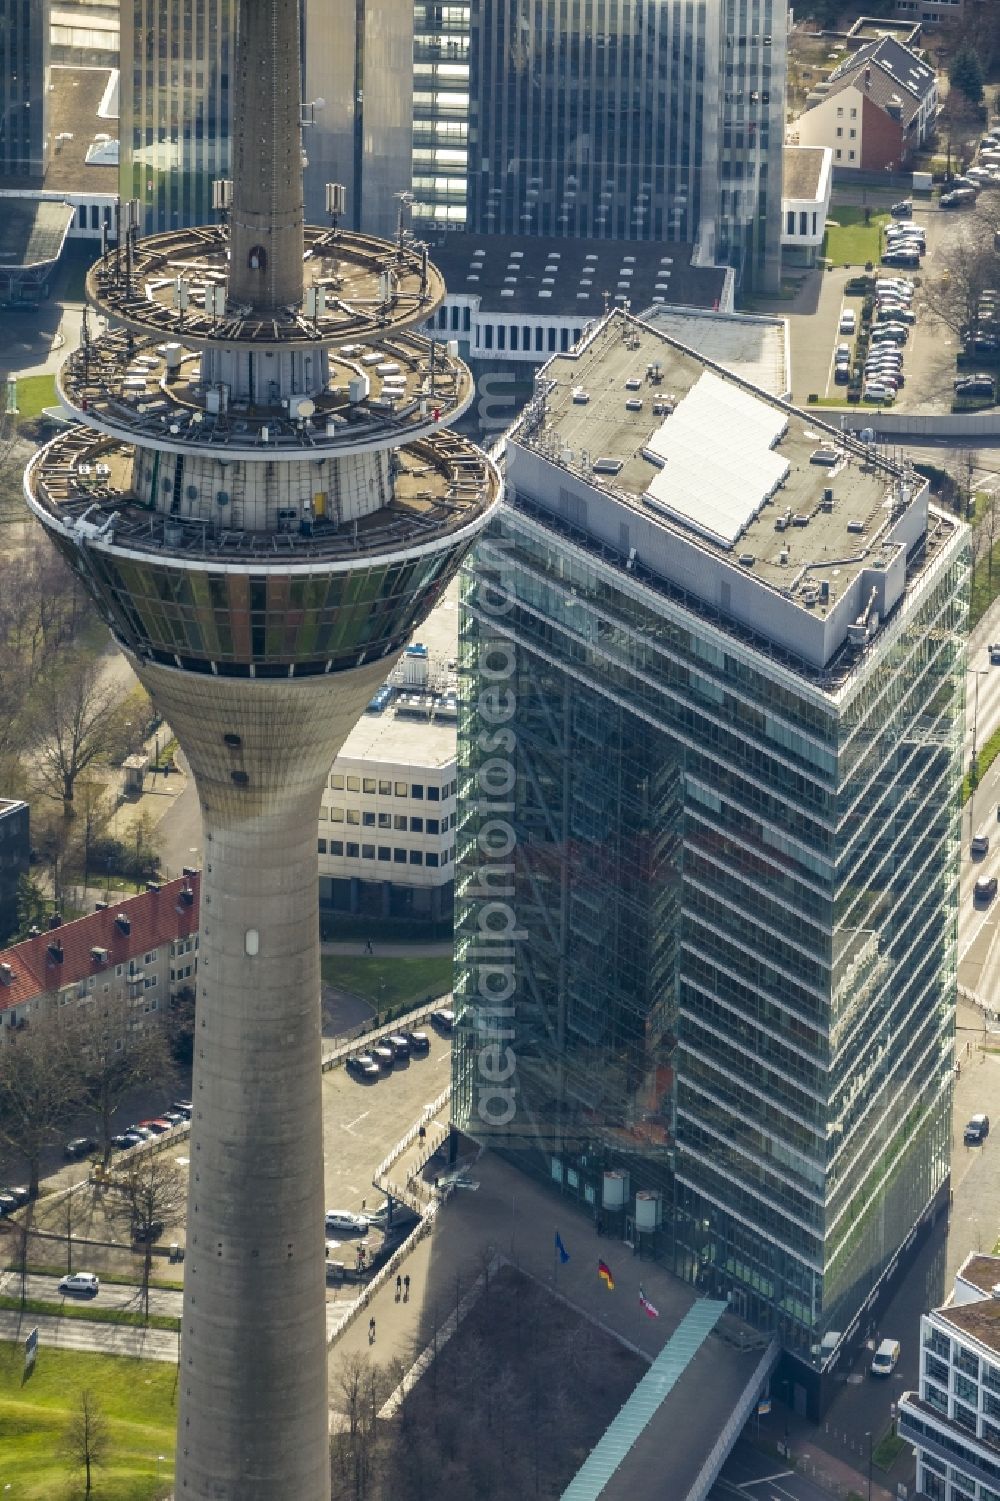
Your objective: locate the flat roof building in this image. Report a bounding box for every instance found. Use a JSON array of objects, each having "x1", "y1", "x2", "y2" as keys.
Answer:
[
  {"x1": 320, "y1": 585, "x2": 460, "y2": 929},
  {"x1": 453, "y1": 308, "x2": 967, "y2": 1414},
  {"x1": 899, "y1": 1252, "x2": 1000, "y2": 1501}
]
